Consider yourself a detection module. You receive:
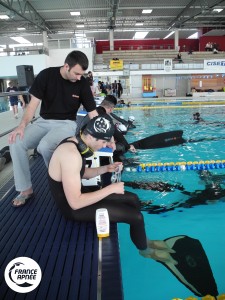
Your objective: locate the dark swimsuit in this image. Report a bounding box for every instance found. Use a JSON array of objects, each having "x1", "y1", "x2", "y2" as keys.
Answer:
[{"x1": 48, "y1": 139, "x2": 147, "y2": 250}]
